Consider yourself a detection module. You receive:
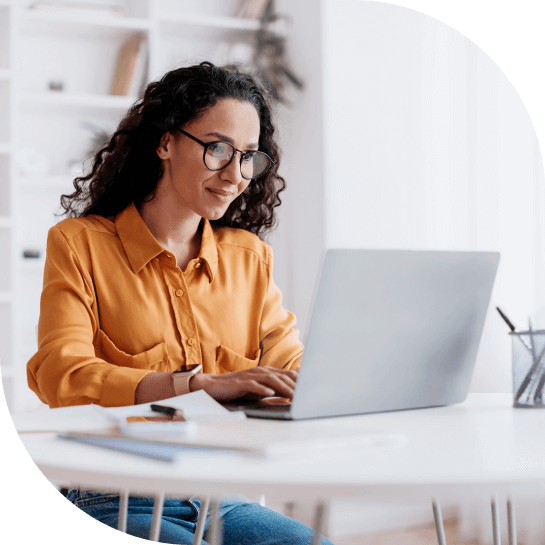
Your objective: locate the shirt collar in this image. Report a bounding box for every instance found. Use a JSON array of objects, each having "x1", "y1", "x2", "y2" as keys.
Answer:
[
  {"x1": 115, "y1": 203, "x2": 218, "y2": 282},
  {"x1": 198, "y1": 218, "x2": 219, "y2": 283}
]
